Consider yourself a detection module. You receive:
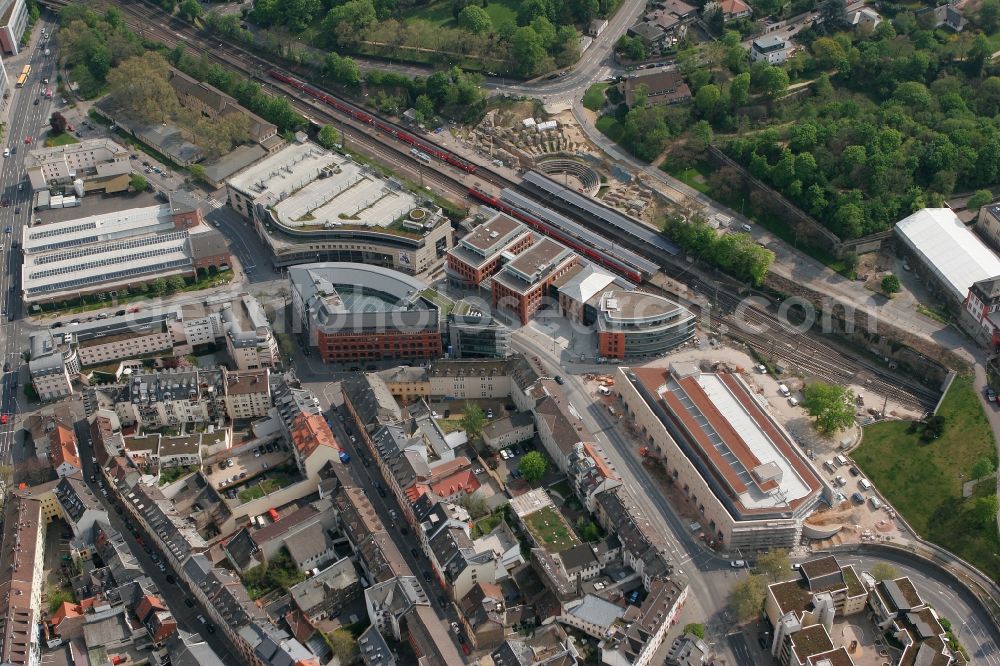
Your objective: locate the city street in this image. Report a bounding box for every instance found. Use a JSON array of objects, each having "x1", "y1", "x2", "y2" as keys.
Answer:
[
  {"x1": 324, "y1": 397, "x2": 470, "y2": 655},
  {"x1": 0, "y1": 12, "x2": 58, "y2": 472}
]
